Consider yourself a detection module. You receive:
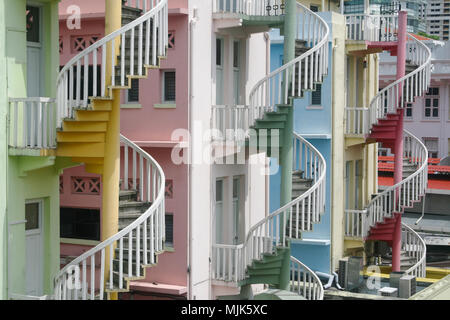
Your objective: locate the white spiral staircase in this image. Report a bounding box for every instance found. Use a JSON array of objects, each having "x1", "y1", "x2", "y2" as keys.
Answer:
[
  {"x1": 345, "y1": 14, "x2": 431, "y2": 278},
  {"x1": 212, "y1": 2, "x2": 328, "y2": 300},
  {"x1": 53, "y1": 0, "x2": 168, "y2": 300}
]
